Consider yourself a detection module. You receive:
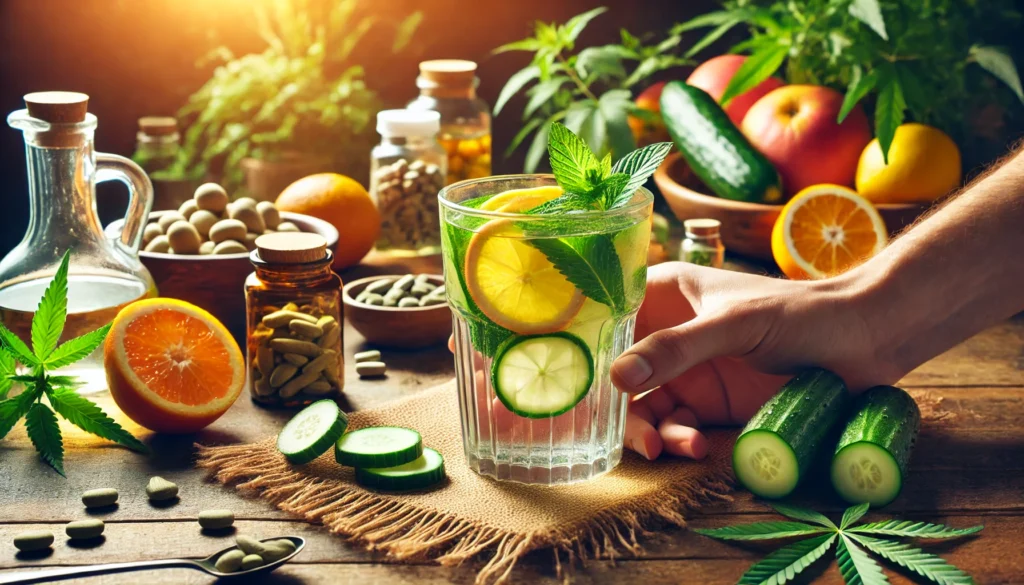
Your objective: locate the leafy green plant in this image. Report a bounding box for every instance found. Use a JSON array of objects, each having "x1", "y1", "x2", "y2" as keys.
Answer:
[
  {"x1": 680, "y1": 0, "x2": 1024, "y2": 162},
  {"x1": 493, "y1": 7, "x2": 690, "y2": 171},
  {"x1": 176, "y1": 0, "x2": 422, "y2": 189},
  {"x1": 697, "y1": 502, "x2": 982, "y2": 584},
  {"x1": 0, "y1": 252, "x2": 148, "y2": 477}
]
